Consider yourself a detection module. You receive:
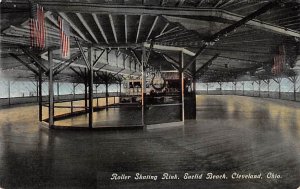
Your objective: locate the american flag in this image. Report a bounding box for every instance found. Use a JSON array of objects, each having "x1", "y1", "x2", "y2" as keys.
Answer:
[
  {"x1": 58, "y1": 16, "x2": 70, "y2": 59},
  {"x1": 29, "y1": 4, "x2": 46, "y2": 49},
  {"x1": 271, "y1": 45, "x2": 285, "y2": 75}
]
